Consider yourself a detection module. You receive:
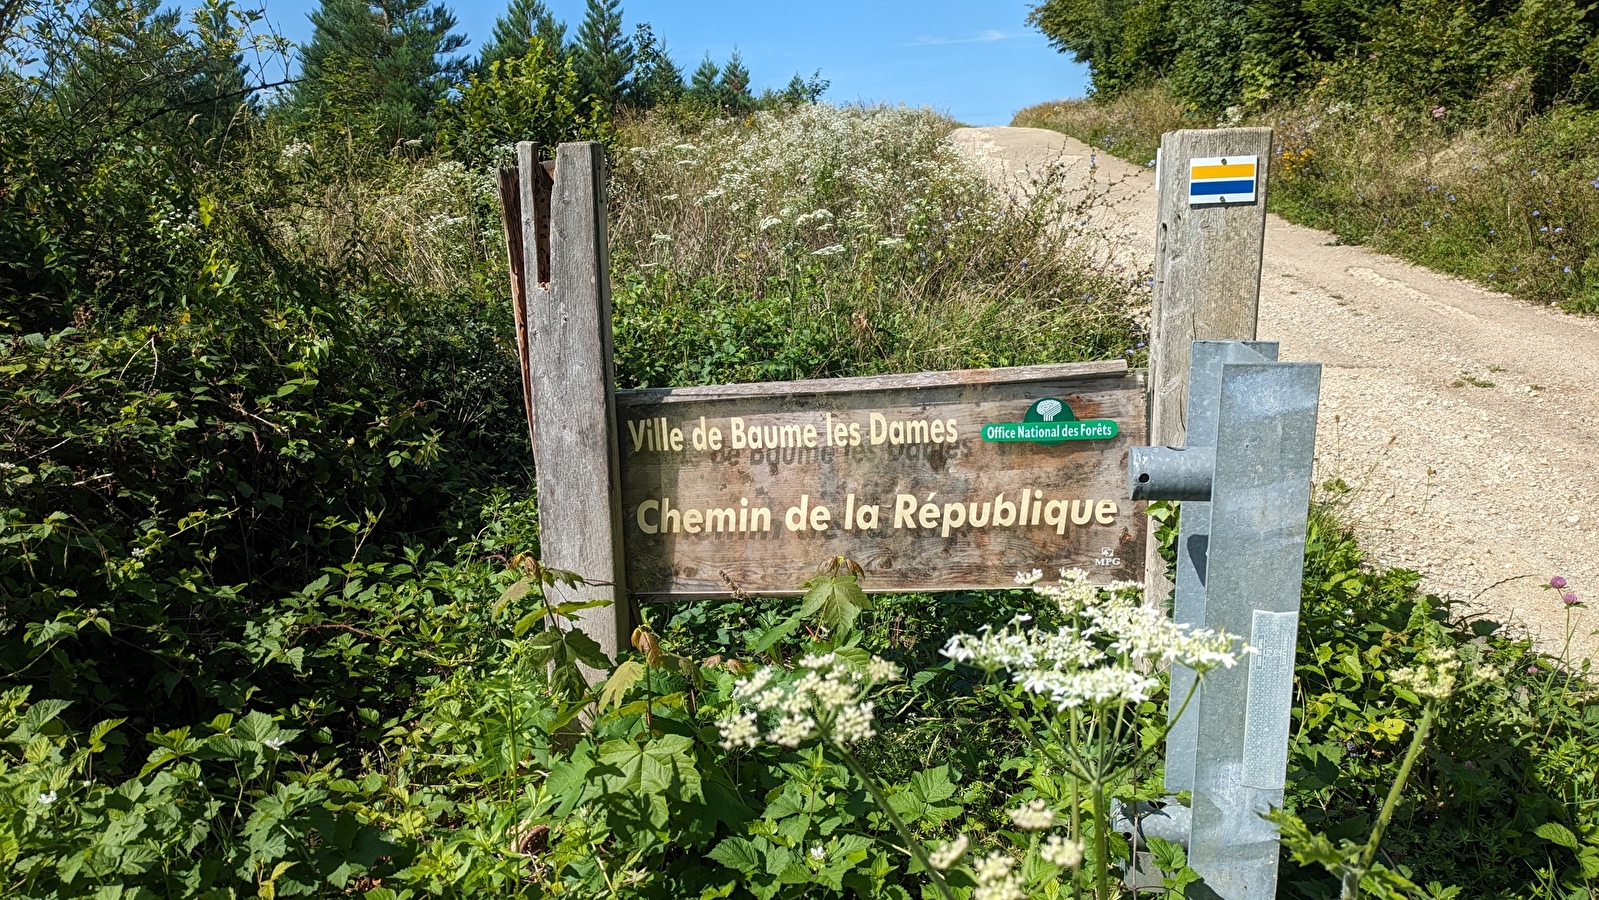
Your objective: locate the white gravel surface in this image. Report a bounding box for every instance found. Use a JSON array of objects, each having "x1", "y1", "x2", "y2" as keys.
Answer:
[{"x1": 952, "y1": 126, "x2": 1599, "y2": 660}]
